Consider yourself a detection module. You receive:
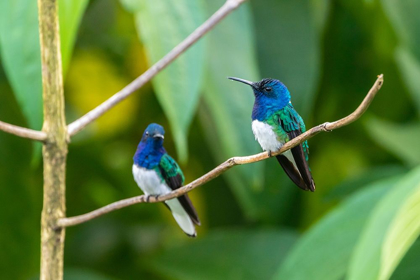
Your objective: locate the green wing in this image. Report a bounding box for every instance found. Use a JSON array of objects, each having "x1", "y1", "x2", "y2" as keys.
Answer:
[
  {"x1": 159, "y1": 153, "x2": 185, "y2": 186},
  {"x1": 158, "y1": 153, "x2": 200, "y2": 225}
]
